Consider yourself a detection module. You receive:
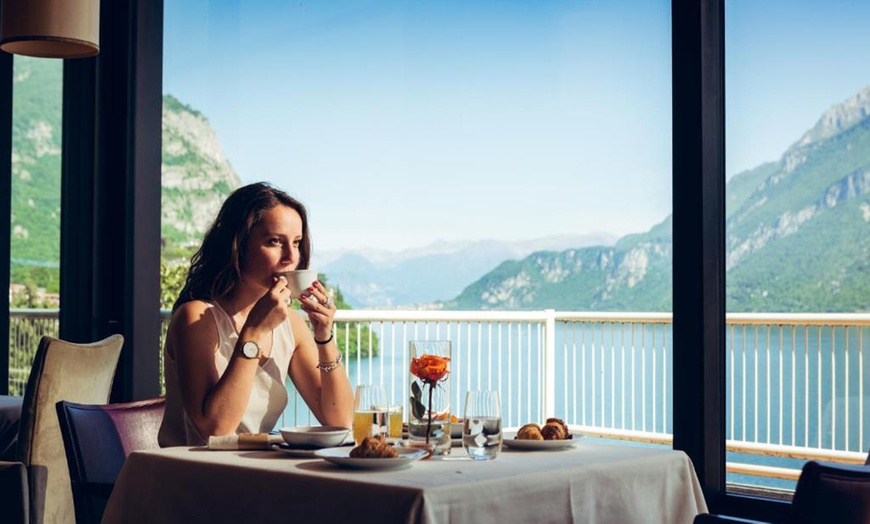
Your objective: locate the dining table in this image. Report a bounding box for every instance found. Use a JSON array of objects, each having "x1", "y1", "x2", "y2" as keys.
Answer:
[{"x1": 102, "y1": 436, "x2": 707, "y2": 524}]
